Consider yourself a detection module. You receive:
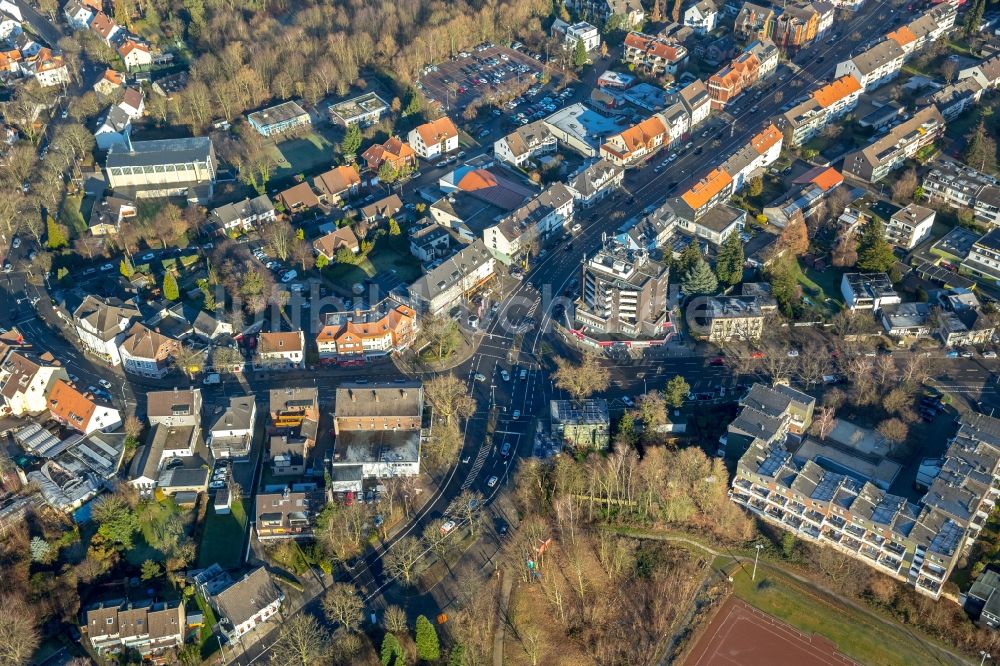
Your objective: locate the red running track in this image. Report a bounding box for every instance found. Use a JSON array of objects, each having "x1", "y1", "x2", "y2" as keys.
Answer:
[{"x1": 683, "y1": 596, "x2": 862, "y2": 666}]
